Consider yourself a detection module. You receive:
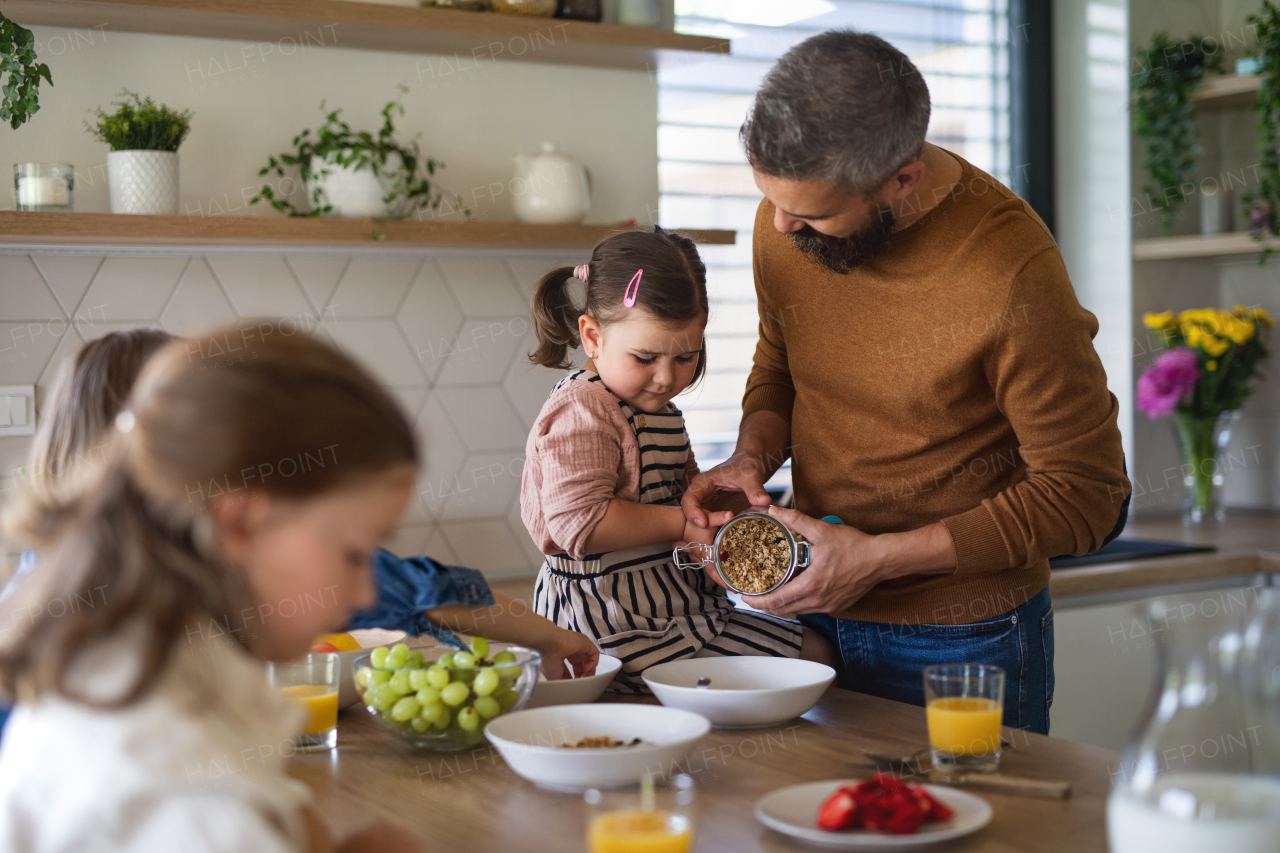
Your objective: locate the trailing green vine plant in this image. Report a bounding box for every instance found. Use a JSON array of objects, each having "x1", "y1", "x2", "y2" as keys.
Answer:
[
  {"x1": 251, "y1": 85, "x2": 467, "y2": 221},
  {"x1": 0, "y1": 12, "x2": 53, "y2": 130},
  {"x1": 1244, "y1": 0, "x2": 1280, "y2": 260},
  {"x1": 1132, "y1": 32, "x2": 1223, "y2": 232}
]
